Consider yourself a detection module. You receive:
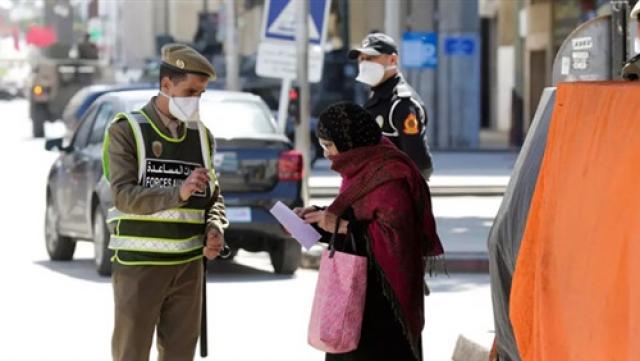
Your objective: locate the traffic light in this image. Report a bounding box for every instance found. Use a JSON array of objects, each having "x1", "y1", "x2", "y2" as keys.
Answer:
[{"x1": 288, "y1": 86, "x2": 300, "y2": 125}]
